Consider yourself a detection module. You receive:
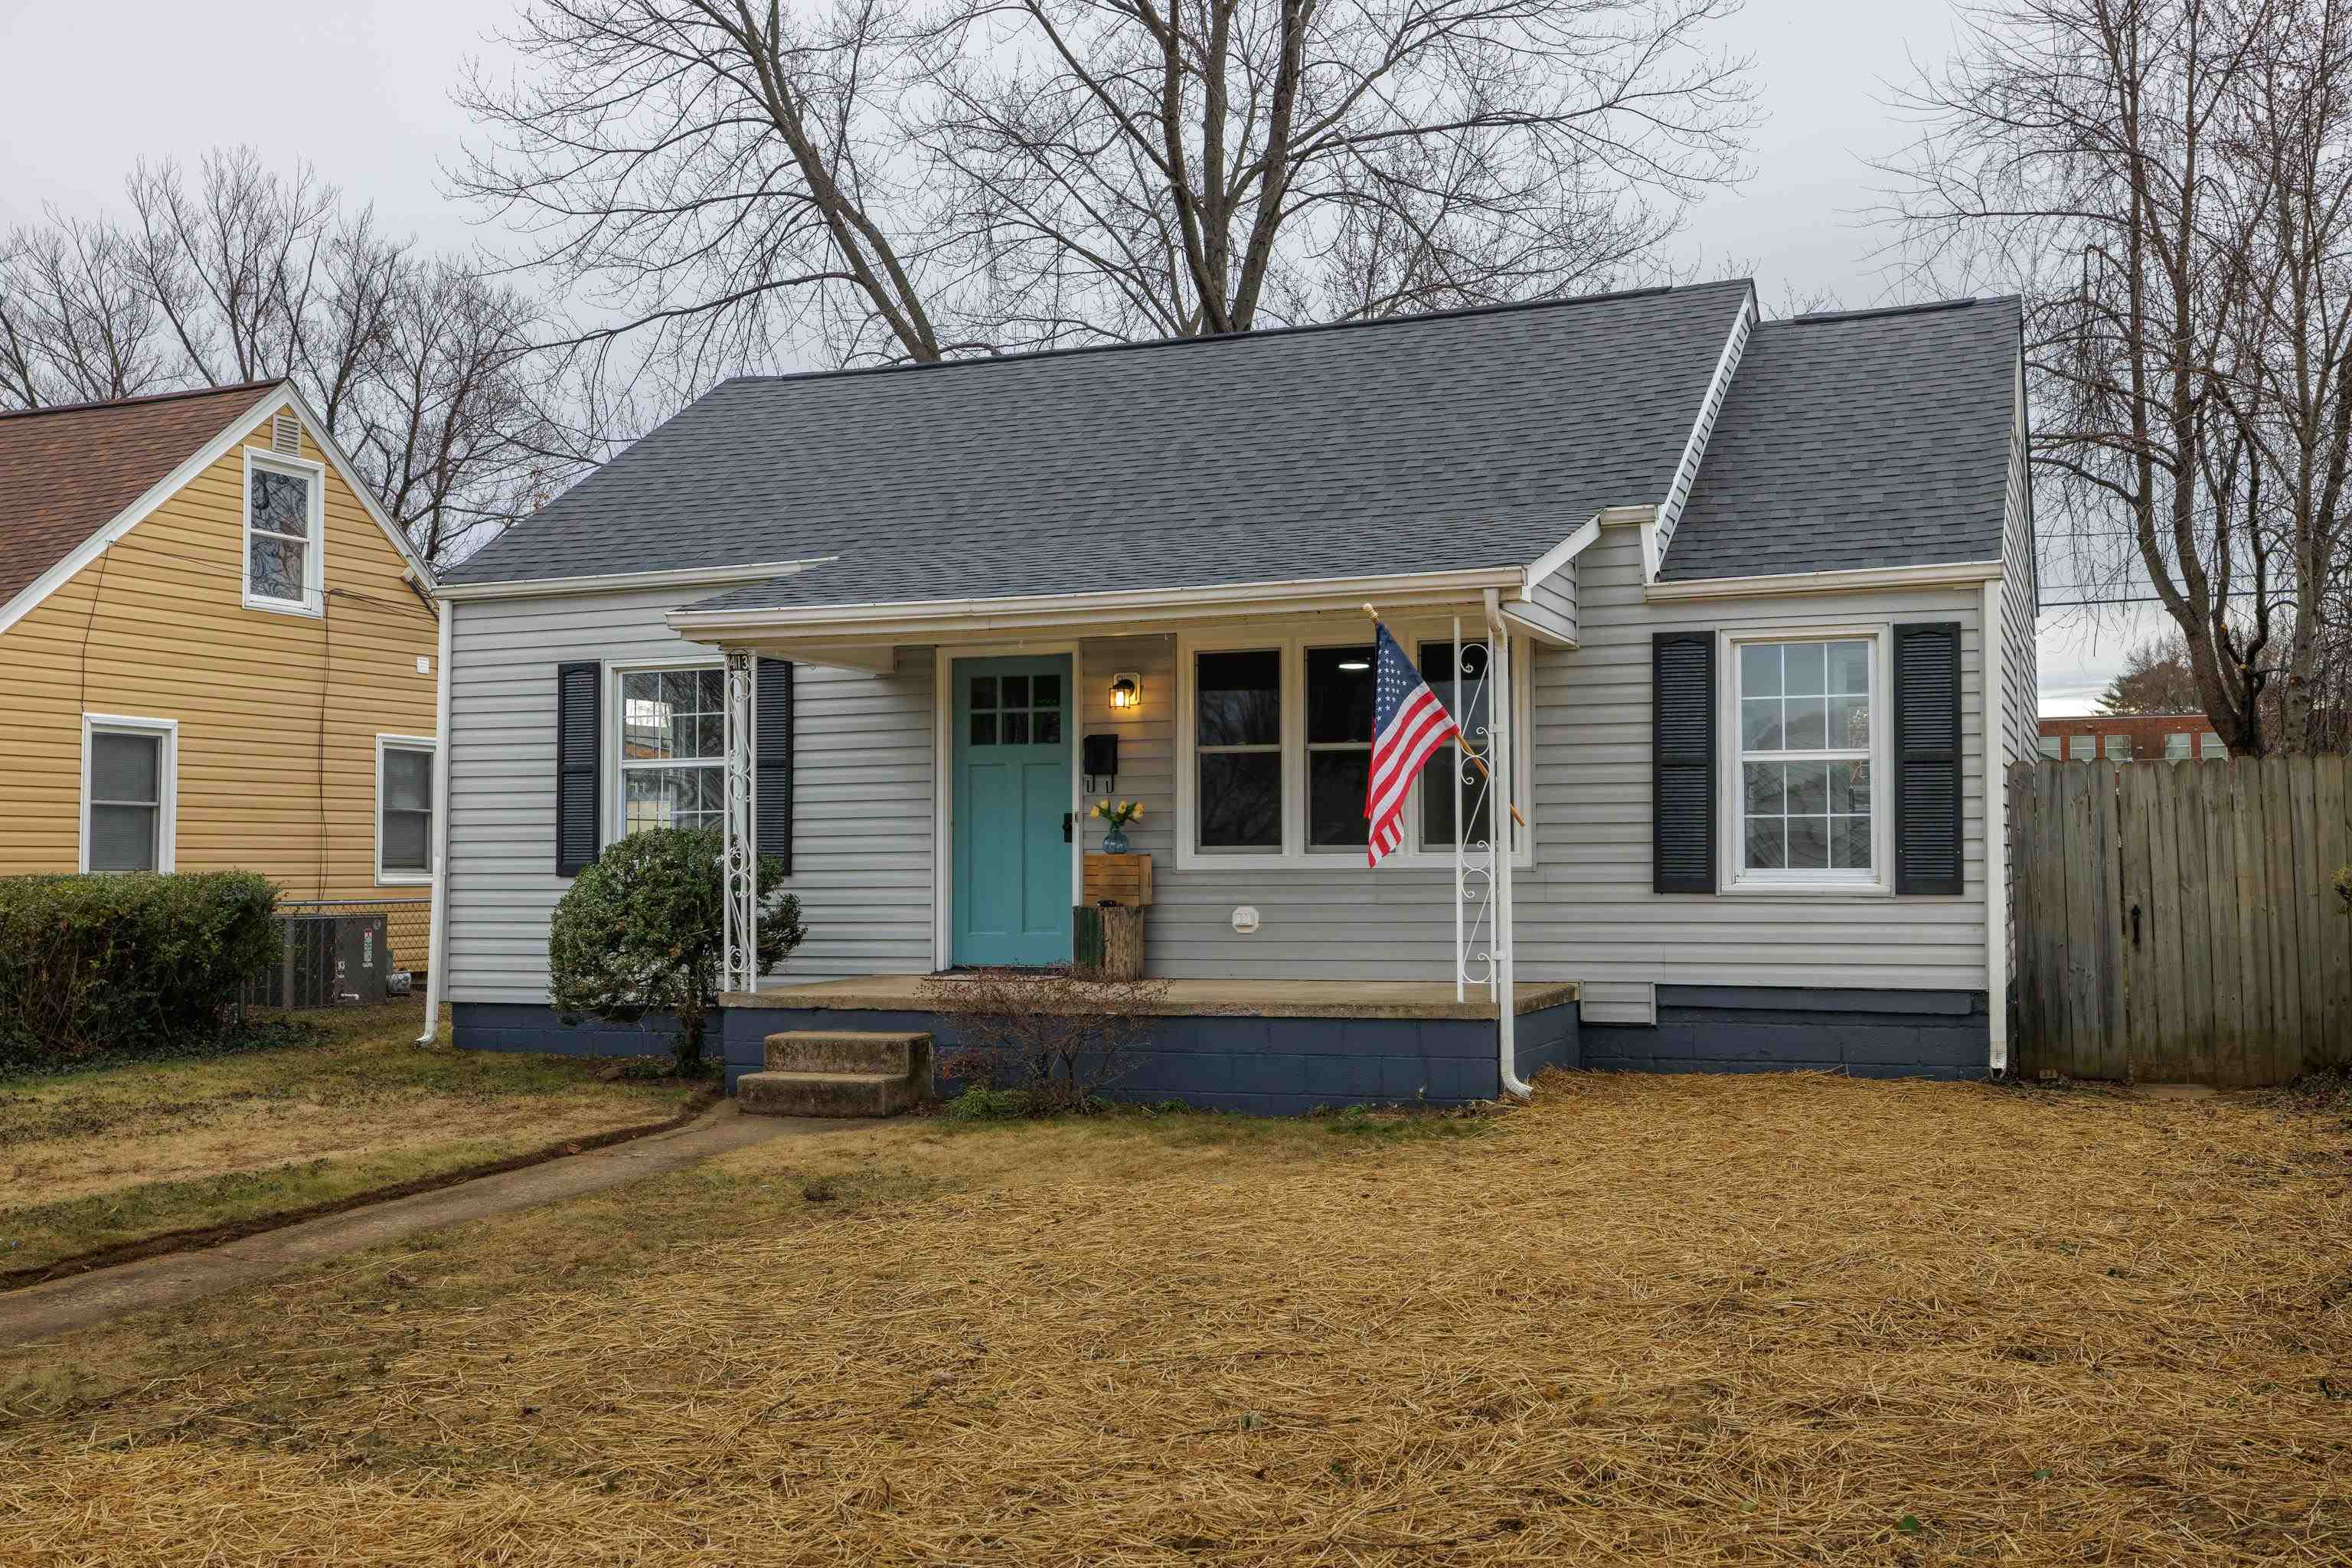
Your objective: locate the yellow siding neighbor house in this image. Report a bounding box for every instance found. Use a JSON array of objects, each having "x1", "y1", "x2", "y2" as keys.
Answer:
[{"x1": 0, "y1": 382, "x2": 440, "y2": 967}]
